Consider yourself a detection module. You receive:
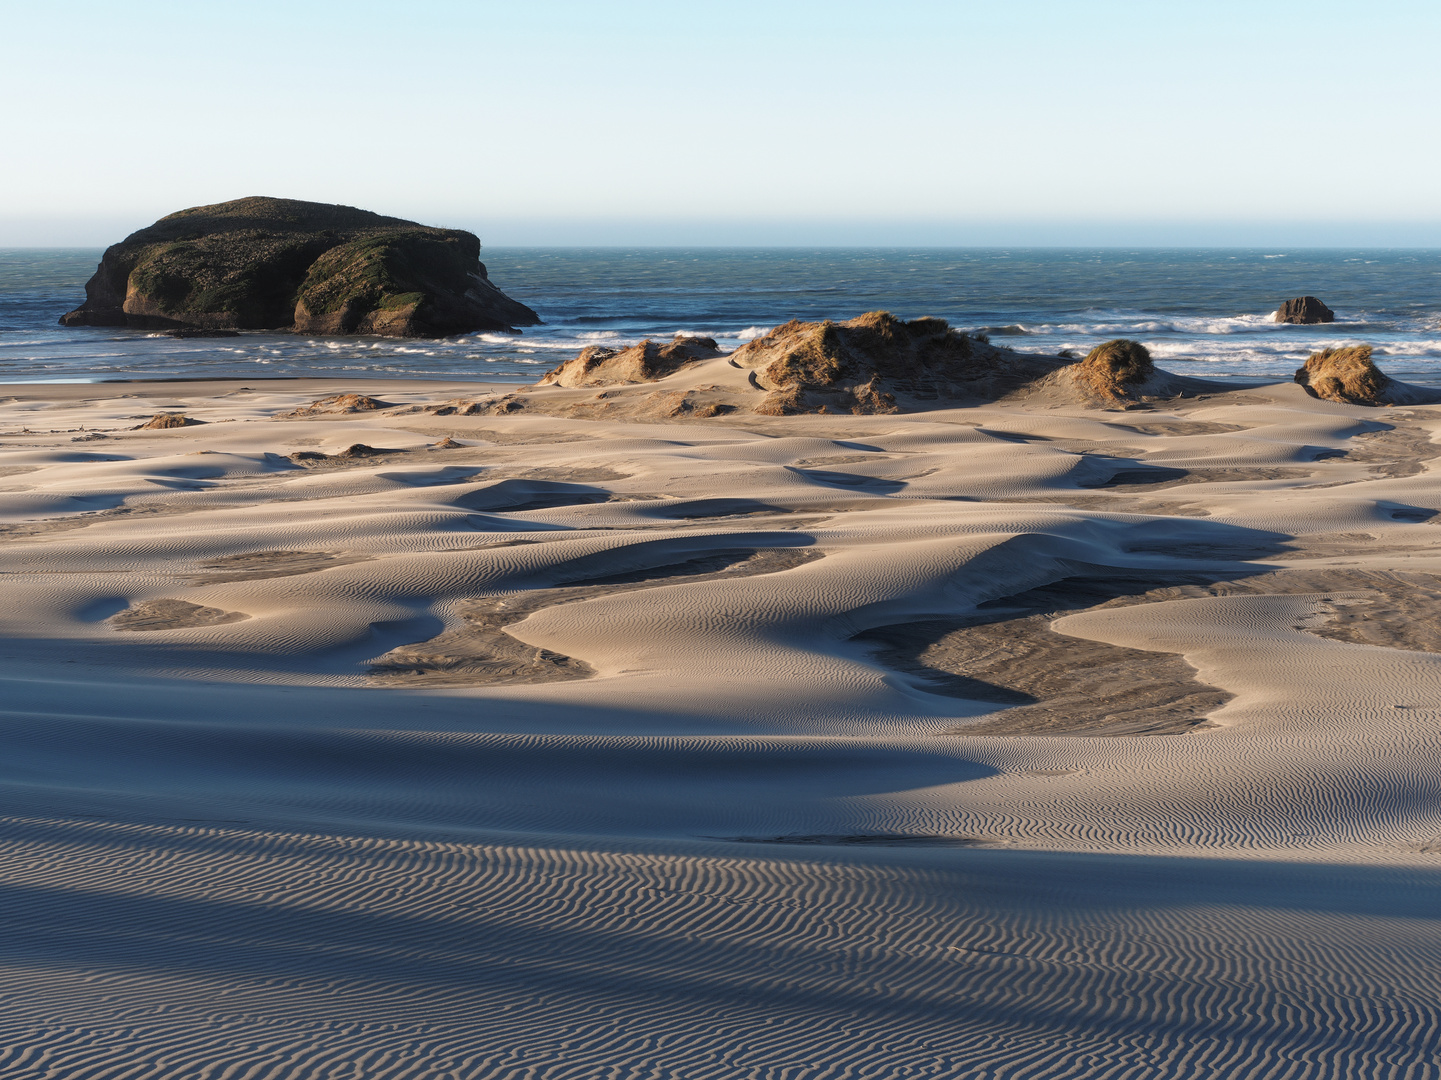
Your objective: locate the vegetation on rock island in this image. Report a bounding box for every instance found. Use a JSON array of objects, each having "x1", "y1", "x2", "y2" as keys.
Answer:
[{"x1": 59, "y1": 196, "x2": 540, "y2": 338}]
